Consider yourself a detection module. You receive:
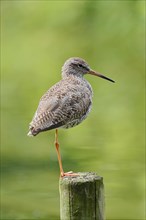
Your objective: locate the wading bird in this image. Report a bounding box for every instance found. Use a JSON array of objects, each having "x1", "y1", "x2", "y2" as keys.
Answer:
[{"x1": 28, "y1": 57, "x2": 115, "y2": 177}]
